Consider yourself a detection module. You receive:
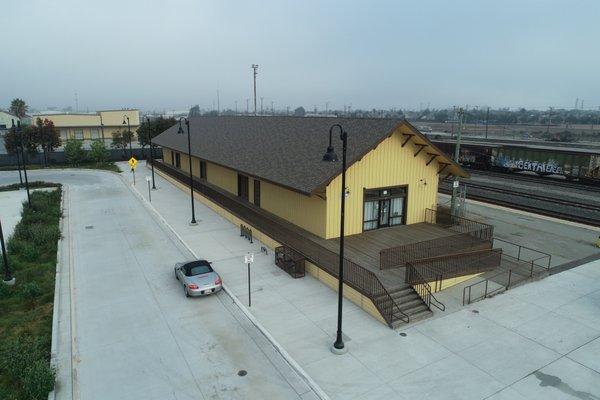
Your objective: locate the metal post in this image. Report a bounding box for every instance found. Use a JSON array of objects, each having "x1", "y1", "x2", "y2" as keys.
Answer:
[
  {"x1": 484, "y1": 279, "x2": 489, "y2": 298},
  {"x1": 335, "y1": 127, "x2": 347, "y2": 353},
  {"x1": 507, "y1": 270, "x2": 512, "y2": 289},
  {"x1": 1, "y1": 219, "x2": 14, "y2": 284},
  {"x1": 517, "y1": 246, "x2": 522, "y2": 260},
  {"x1": 146, "y1": 117, "x2": 156, "y2": 189},
  {"x1": 128, "y1": 118, "x2": 132, "y2": 158},
  {"x1": 252, "y1": 64, "x2": 258, "y2": 116},
  {"x1": 146, "y1": 177, "x2": 152, "y2": 202},
  {"x1": 450, "y1": 109, "x2": 464, "y2": 217},
  {"x1": 185, "y1": 119, "x2": 197, "y2": 225},
  {"x1": 11, "y1": 120, "x2": 23, "y2": 186},
  {"x1": 485, "y1": 107, "x2": 489, "y2": 139},
  {"x1": 247, "y1": 262, "x2": 251, "y2": 307},
  {"x1": 18, "y1": 121, "x2": 30, "y2": 207},
  {"x1": 132, "y1": 169, "x2": 136, "y2": 185}
]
